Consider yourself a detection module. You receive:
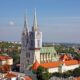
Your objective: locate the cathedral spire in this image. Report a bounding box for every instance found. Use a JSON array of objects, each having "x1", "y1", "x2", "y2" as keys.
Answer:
[
  {"x1": 23, "y1": 12, "x2": 29, "y2": 35},
  {"x1": 32, "y1": 8, "x2": 38, "y2": 31}
]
